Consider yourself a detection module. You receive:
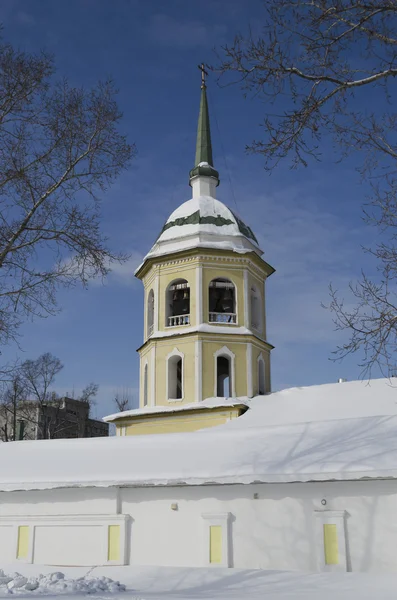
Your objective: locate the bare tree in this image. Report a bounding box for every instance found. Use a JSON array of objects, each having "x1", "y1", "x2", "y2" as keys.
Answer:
[
  {"x1": 113, "y1": 387, "x2": 133, "y2": 412},
  {"x1": 17, "y1": 352, "x2": 64, "y2": 438},
  {"x1": 79, "y1": 382, "x2": 99, "y2": 408},
  {"x1": 216, "y1": 0, "x2": 397, "y2": 377},
  {"x1": 0, "y1": 371, "x2": 27, "y2": 441},
  {"x1": 20, "y1": 352, "x2": 63, "y2": 403},
  {"x1": 0, "y1": 40, "x2": 134, "y2": 345},
  {"x1": 0, "y1": 353, "x2": 102, "y2": 440}
]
